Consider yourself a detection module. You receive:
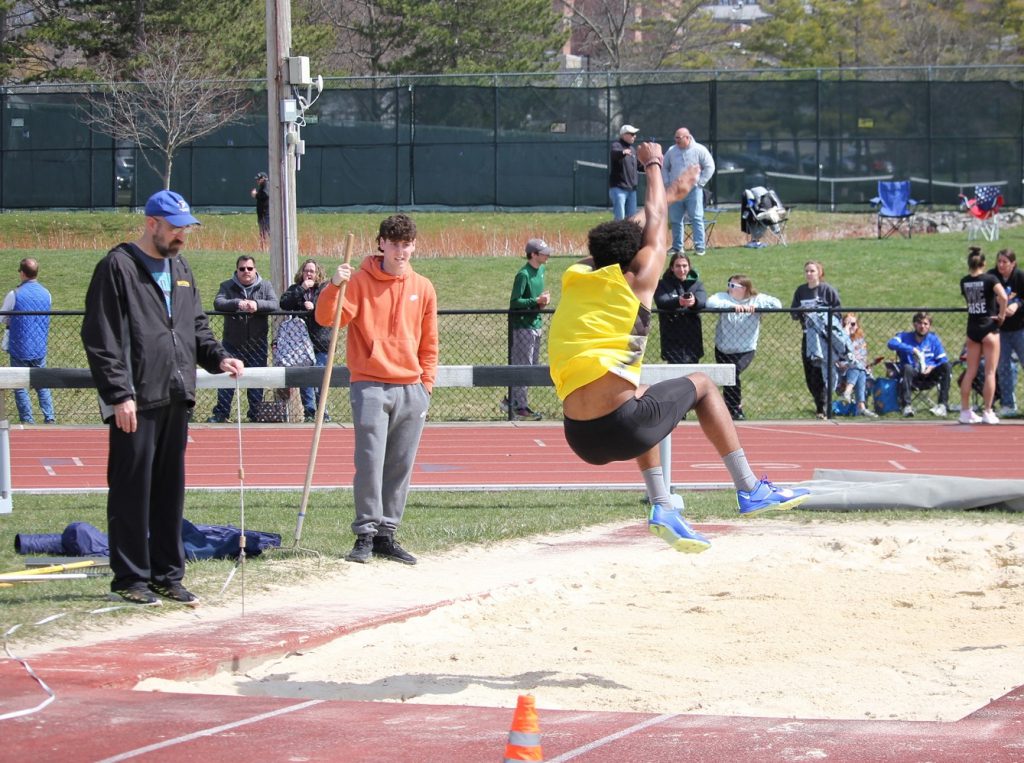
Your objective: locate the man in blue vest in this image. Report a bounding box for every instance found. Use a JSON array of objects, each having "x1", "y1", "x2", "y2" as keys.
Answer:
[{"x1": 1, "y1": 258, "x2": 56, "y2": 424}]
